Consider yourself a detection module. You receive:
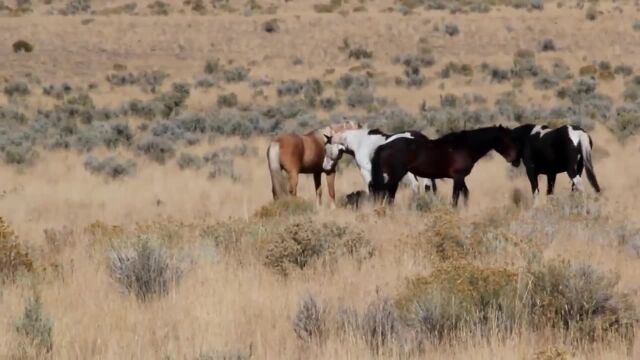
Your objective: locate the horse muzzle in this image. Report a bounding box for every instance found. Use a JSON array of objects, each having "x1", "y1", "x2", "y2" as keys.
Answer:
[{"x1": 322, "y1": 158, "x2": 335, "y2": 171}]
